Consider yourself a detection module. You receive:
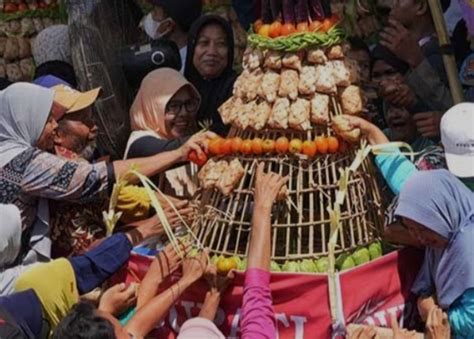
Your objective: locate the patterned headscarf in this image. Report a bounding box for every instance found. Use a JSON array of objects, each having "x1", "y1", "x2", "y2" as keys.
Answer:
[{"x1": 32, "y1": 25, "x2": 71, "y2": 66}]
